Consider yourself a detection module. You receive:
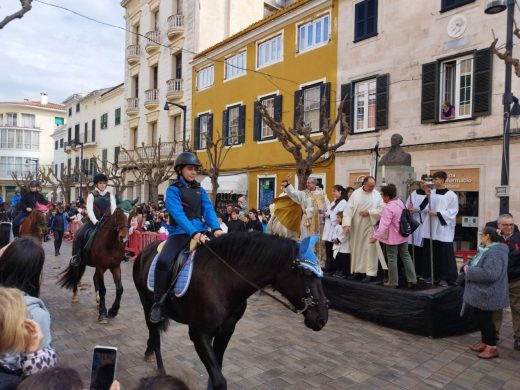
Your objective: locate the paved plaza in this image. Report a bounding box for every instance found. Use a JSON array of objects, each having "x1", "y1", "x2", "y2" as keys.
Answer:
[{"x1": 38, "y1": 239, "x2": 520, "y2": 389}]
